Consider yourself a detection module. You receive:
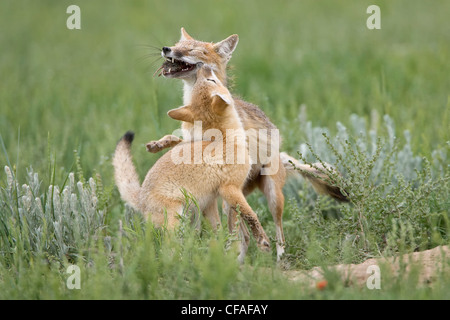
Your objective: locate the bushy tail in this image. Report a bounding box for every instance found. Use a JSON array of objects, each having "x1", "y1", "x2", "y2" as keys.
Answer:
[
  {"x1": 112, "y1": 131, "x2": 142, "y2": 211},
  {"x1": 280, "y1": 152, "x2": 349, "y2": 202}
]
